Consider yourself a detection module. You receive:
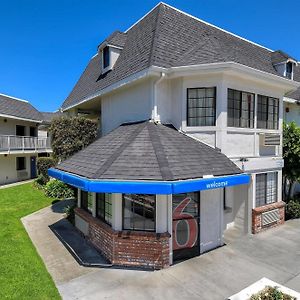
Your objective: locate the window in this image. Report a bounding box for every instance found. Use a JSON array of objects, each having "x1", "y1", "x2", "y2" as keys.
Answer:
[
  {"x1": 123, "y1": 194, "x2": 155, "y2": 231},
  {"x1": 16, "y1": 125, "x2": 26, "y2": 136},
  {"x1": 187, "y1": 87, "x2": 216, "y2": 126},
  {"x1": 286, "y1": 62, "x2": 293, "y2": 79},
  {"x1": 102, "y1": 46, "x2": 110, "y2": 69},
  {"x1": 30, "y1": 127, "x2": 36, "y2": 137},
  {"x1": 228, "y1": 89, "x2": 255, "y2": 128},
  {"x1": 16, "y1": 157, "x2": 26, "y2": 171},
  {"x1": 257, "y1": 95, "x2": 279, "y2": 129},
  {"x1": 81, "y1": 191, "x2": 93, "y2": 213},
  {"x1": 256, "y1": 172, "x2": 278, "y2": 207},
  {"x1": 96, "y1": 193, "x2": 112, "y2": 225}
]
